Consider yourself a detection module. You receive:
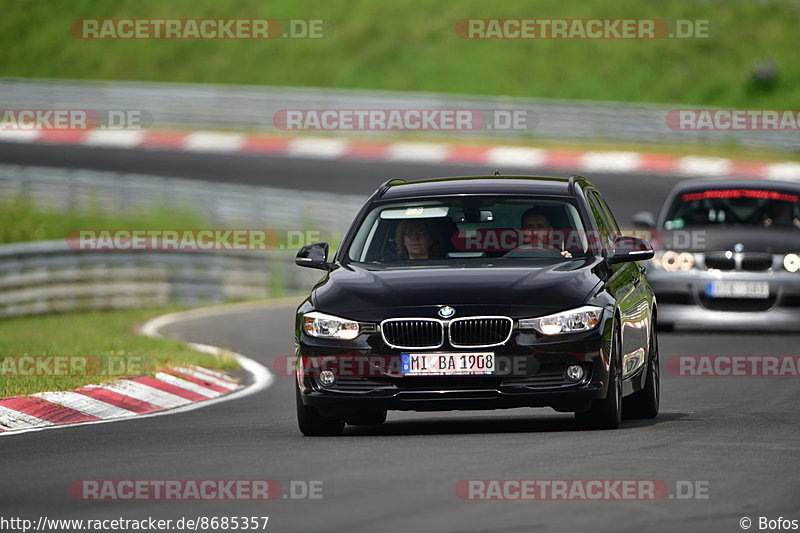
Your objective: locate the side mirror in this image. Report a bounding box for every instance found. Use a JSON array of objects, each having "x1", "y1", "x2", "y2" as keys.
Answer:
[
  {"x1": 631, "y1": 211, "x2": 656, "y2": 229},
  {"x1": 295, "y1": 242, "x2": 331, "y2": 270},
  {"x1": 609, "y1": 236, "x2": 654, "y2": 264}
]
